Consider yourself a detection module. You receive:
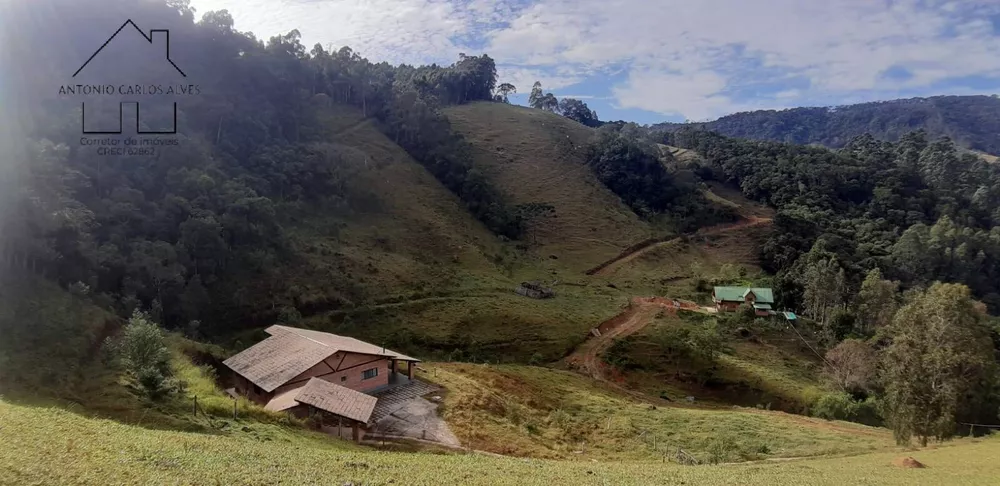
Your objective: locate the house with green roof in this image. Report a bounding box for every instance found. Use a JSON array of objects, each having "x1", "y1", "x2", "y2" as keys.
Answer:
[{"x1": 712, "y1": 286, "x2": 775, "y2": 315}]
